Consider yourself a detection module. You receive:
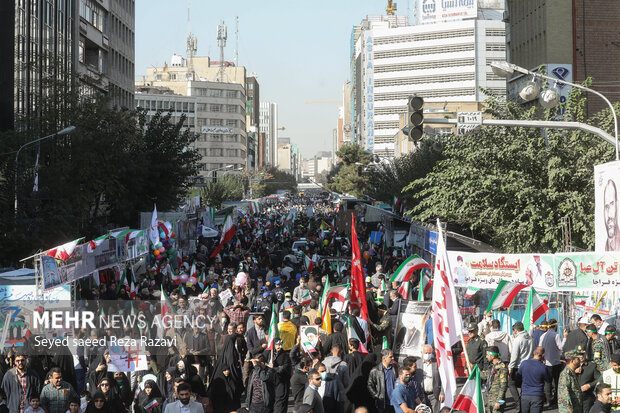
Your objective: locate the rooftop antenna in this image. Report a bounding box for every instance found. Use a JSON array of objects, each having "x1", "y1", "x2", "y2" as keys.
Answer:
[
  {"x1": 186, "y1": 0, "x2": 197, "y2": 80},
  {"x1": 217, "y1": 21, "x2": 227, "y2": 82},
  {"x1": 234, "y1": 16, "x2": 239, "y2": 66},
  {"x1": 386, "y1": 0, "x2": 397, "y2": 15}
]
